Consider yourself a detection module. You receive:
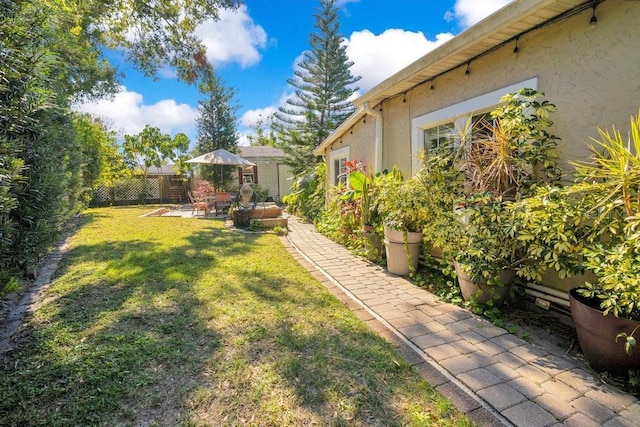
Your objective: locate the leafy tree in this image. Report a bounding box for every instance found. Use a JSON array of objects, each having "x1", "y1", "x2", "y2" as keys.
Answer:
[
  {"x1": 275, "y1": 0, "x2": 360, "y2": 174},
  {"x1": 122, "y1": 125, "x2": 190, "y2": 201},
  {"x1": 246, "y1": 114, "x2": 280, "y2": 147},
  {"x1": 171, "y1": 133, "x2": 194, "y2": 178},
  {"x1": 67, "y1": 0, "x2": 240, "y2": 84},
  {"x1": 5, "y1": 0, "x2": 240, "y2": 102},
  {"x1": 123, "y1": 126, "x2": 190, "y2": 178},
  {"x1": 72, "y1": 113, "x2": 127, "y2": 190},
  {"x1": 194, "y1": 71, "x2": 240, "y2": 188}
]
